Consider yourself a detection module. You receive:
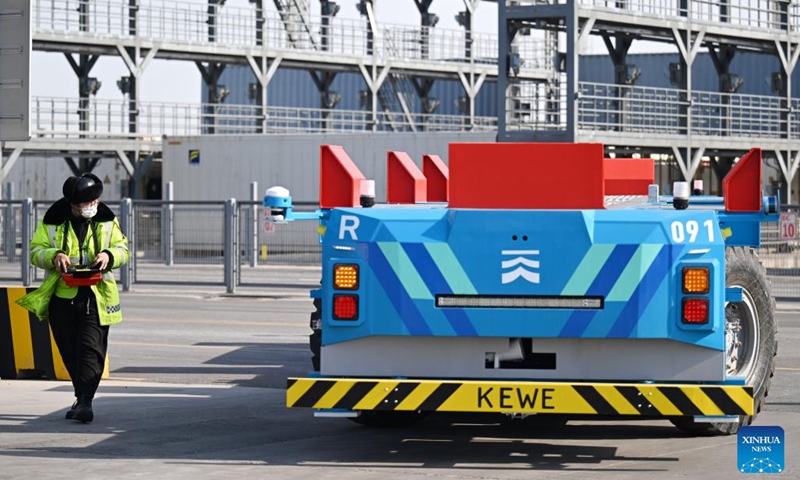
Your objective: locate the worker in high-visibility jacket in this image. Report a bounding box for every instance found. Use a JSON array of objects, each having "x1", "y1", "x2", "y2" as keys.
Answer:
[{"x1": 23, "y1": 173, "x2": 130, "y2": 423}]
